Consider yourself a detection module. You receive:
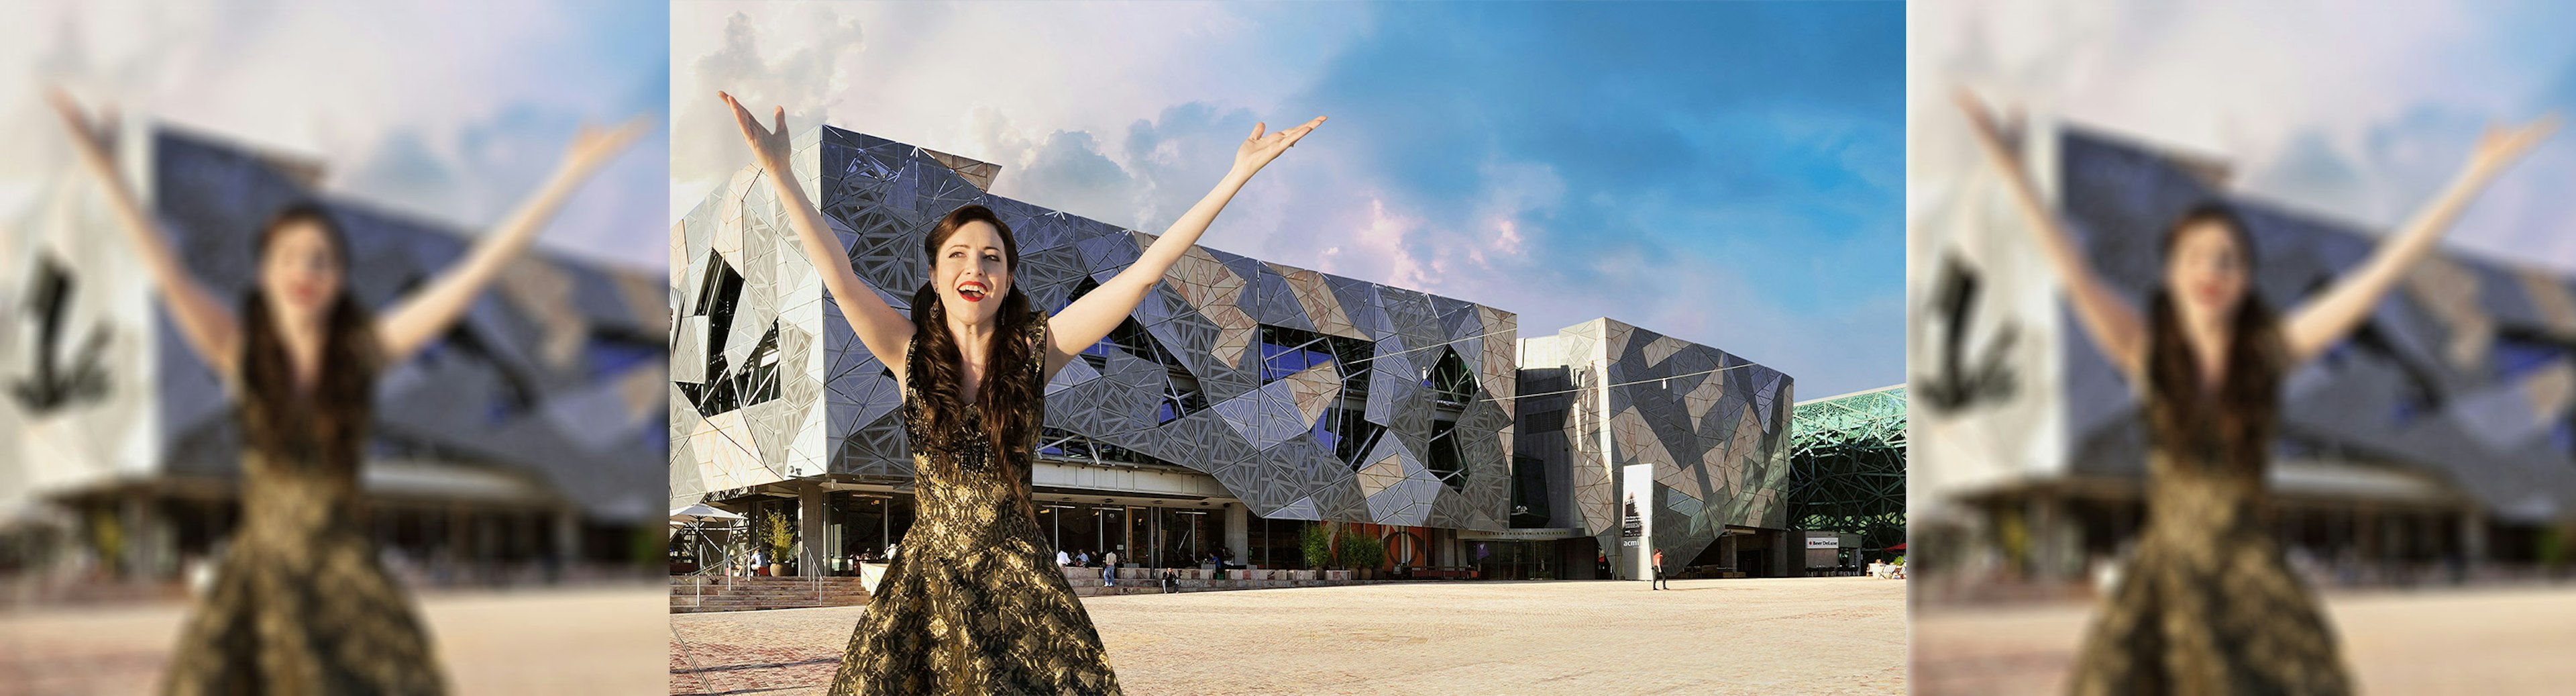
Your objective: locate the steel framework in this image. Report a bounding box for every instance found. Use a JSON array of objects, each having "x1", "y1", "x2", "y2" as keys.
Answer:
[{"x1": 1787, "y1": 385, "x2": 1907, "y2": 559}]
